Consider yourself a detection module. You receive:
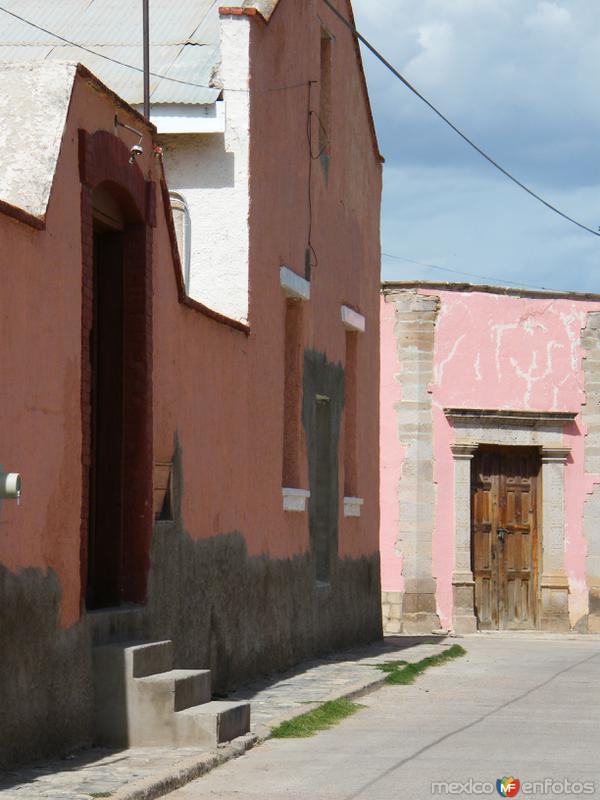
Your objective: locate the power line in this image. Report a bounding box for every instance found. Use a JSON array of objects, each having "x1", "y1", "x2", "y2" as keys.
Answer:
[
  {"x1": 321, "y1": 0, "x2": 600, "y2": 239},
  {"x1": 0, "y1": 5, "x2": 307, "y2": 94},
  {"x1": 0, "y1": 5, "x2": 213, "y2": 90},
  {"x1": 382, "y1": 252, "x2": 553, "y2": 292}
]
